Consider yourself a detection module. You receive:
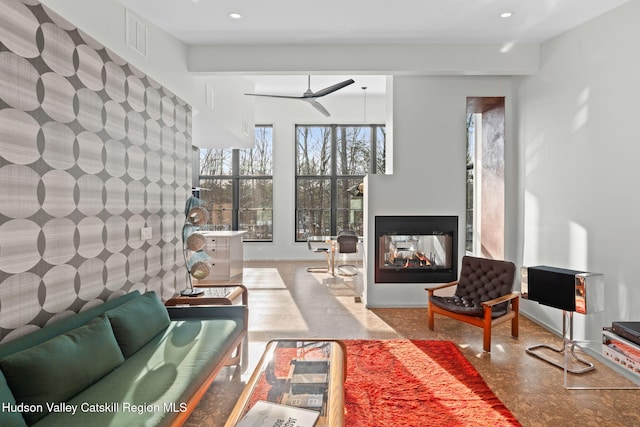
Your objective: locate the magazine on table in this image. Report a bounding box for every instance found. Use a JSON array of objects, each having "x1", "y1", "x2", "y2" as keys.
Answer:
[{"x1": 235, "y1": 400, "x2": 320, "y2": 427}]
